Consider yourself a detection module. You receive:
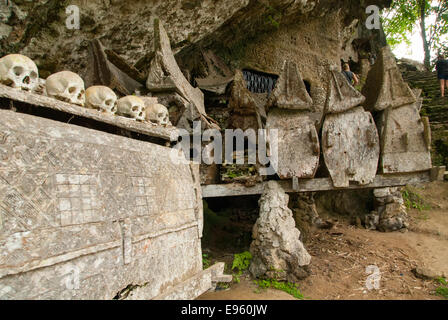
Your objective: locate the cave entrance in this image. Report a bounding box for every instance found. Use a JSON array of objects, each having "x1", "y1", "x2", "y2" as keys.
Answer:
[{"x1": 202, "y1": 195, "x2": 260, "y2": 260}]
